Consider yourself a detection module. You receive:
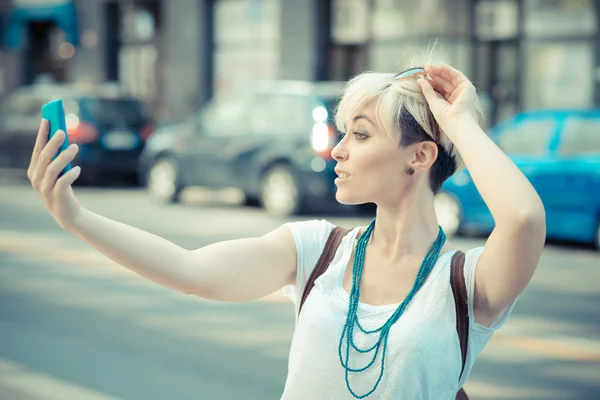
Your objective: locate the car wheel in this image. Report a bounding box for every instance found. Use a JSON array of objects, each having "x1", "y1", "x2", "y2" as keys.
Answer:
[
  {"x1": 147, "y1": 157, "x2": 182, "y2": 204},
  {"x1": 434, "y1": 192, "x2": 462, "y2": 237},
  {"x1": 260, "y1": 164, "x2": 303, "y2": 217}
]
